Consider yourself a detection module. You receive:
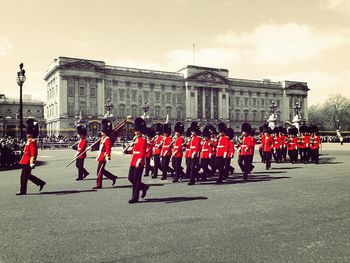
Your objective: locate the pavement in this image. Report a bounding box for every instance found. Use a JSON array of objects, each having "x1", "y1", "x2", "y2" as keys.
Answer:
[{"x1": 0, "y1": 144, "x2": 349, "y2": 263}]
